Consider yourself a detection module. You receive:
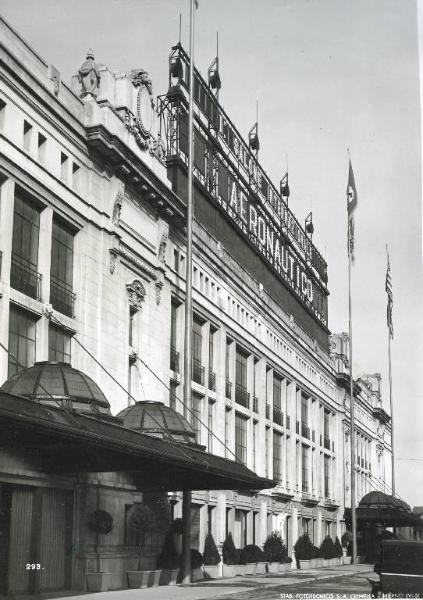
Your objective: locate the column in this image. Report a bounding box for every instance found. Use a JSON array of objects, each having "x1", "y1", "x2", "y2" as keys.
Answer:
[
  {"x1": 291, "y1": 505, "x2": 298, "y2": 569},
  {"x1": 316, "y1": 509, "x2": 323, "y2": 546},
  {"x1": 0, "y1": 178, "x2": 15, "y2": 382}
]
